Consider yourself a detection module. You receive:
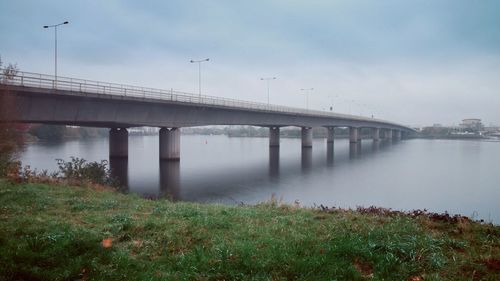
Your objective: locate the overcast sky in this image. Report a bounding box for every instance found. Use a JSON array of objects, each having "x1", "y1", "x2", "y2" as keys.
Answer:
[{"x1": 1, "y1": 0, "x2": 499, "y2": 127}]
